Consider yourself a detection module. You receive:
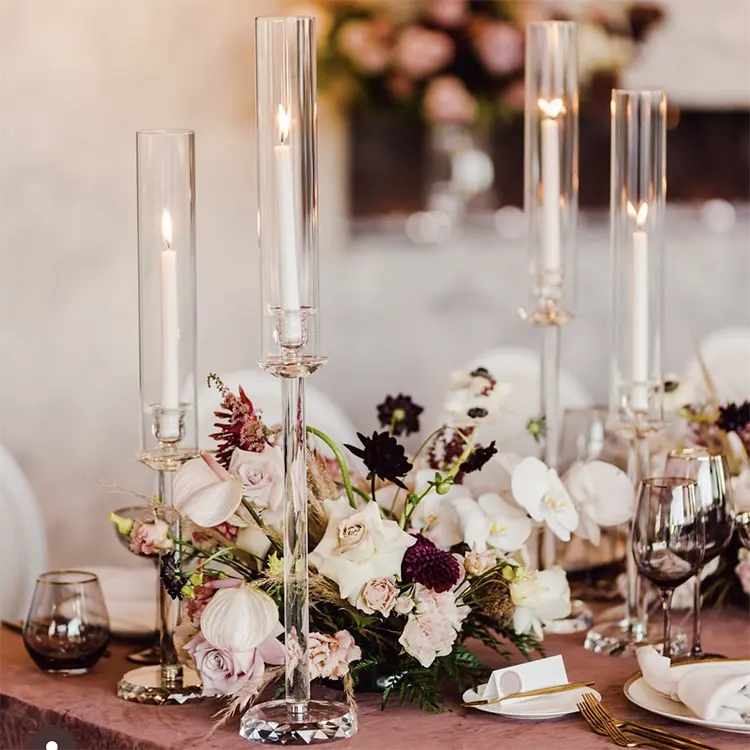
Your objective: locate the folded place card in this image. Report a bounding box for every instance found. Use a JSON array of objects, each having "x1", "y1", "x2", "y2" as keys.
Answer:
[{"x1": 483, "y1": 655, "x2": 568, "y2": 701}]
